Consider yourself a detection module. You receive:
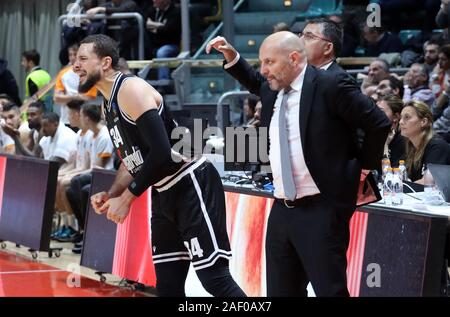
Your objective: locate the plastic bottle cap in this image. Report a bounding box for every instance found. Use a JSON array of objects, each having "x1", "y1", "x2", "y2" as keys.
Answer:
[
  {"x1": 393, "y1": 168, "x2": 400, "y2": 172},
  {"x1": 399, "y1": 160, "x2": 405, "y2": 164},
  {"x1": 387, "y1": 167, "x2": 393, "y2": 171}
]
